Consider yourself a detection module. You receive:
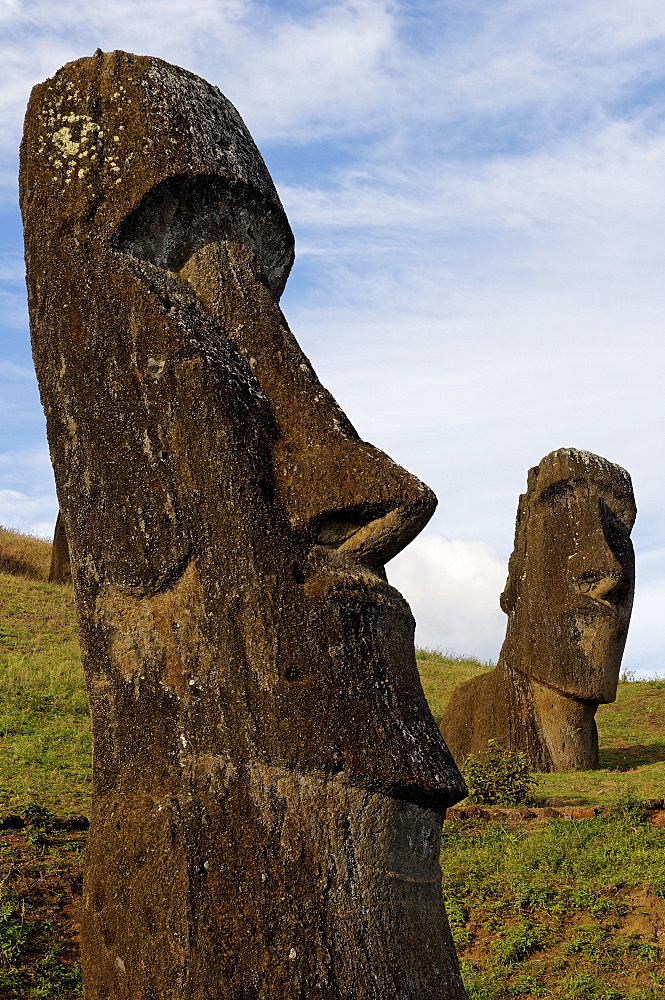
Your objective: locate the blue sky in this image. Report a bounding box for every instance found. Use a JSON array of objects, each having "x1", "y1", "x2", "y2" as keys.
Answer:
[{"x1": 2, "y1": 0, "x2": 665, "y2": 673}]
